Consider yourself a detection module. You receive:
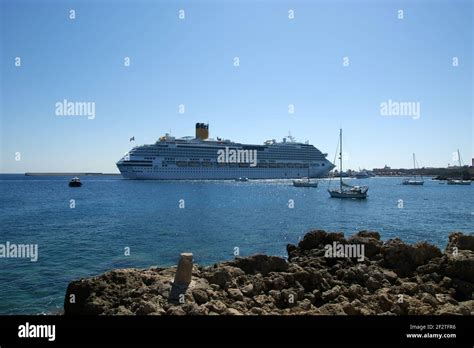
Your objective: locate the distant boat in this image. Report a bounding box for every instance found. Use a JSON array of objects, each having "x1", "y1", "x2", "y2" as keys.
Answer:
[
  {"x1": 68, "y1": 177, "x2": 82, "y2": 187},
  {"x1": 293, "y1": 178, "x2": 318, "y2": 187},
  {"x1": 235, "y1": 176, "x2": 249, "y2": 182},
  {"x1": 330, "y1": 171, "x2": 350, "y2": 178},
  {"x1": 446, "y1": 149, "x2": 471, "y2": 185},
  {"x1": 328, "y1": 129, "x2": 368, "y2": 199},
  {"x1": 402, "y1": 153, "x2": 424, "y2": 185},
  {"x1": 403, "y1": 180, "x2": 424, "y2": 185},
  {"x1": 293, "y1": 167, "x2": 318, "y2": 187},
  {"x1": 355, "y1": 170, "x2": 370, "y2": 179},
  {"x1": 447, "y1": 179, "x2": 471, "y2": 185}
]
